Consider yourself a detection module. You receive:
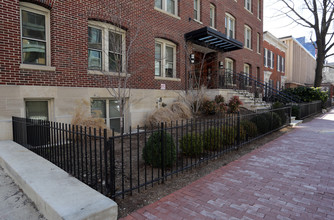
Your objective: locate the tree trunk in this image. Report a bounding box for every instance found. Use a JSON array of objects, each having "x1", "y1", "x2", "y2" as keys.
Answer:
[{"x1": 314, "y1": 54, "x2": 325, "y2": 87}]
